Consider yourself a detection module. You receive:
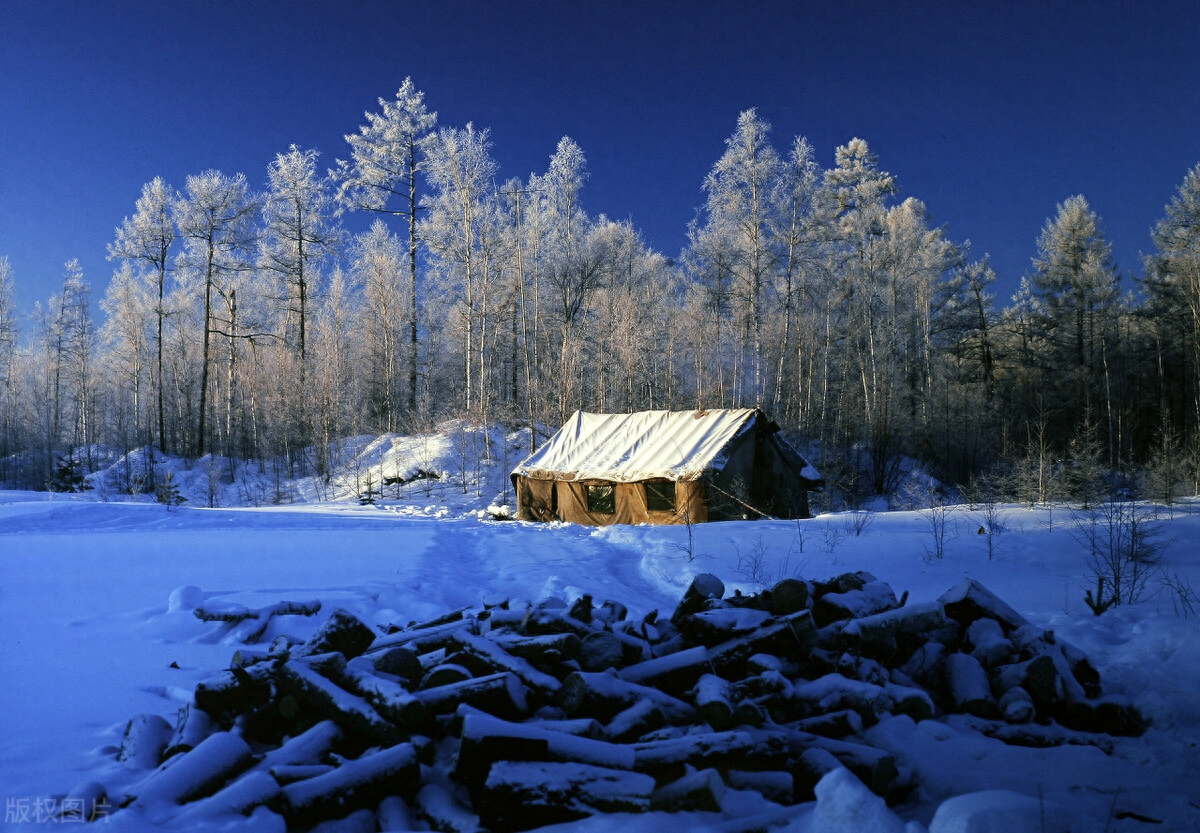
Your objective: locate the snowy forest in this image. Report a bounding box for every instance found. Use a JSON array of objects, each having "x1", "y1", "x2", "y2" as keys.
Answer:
[{"x1": 1, "y1": 79, "x2": 1199, "y2": 505}]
